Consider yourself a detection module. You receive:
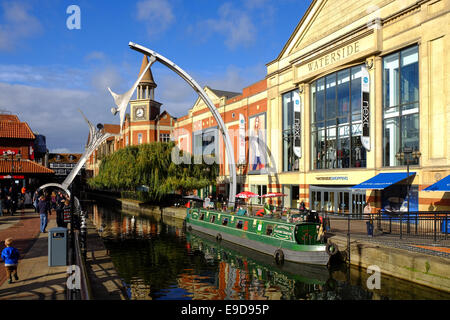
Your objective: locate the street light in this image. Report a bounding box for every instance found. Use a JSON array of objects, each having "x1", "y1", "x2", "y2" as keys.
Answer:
[{"x1": 395, "y1": 147, "x2": 421, "y2": 215}]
